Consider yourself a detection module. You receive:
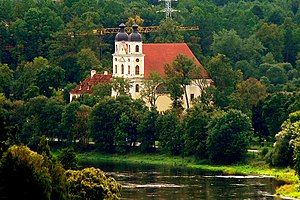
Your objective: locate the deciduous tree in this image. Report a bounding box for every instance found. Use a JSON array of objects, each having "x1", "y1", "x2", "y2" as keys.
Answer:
[{"x1": 207, "y1": 109, "x2": 253, "y2": 164}]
